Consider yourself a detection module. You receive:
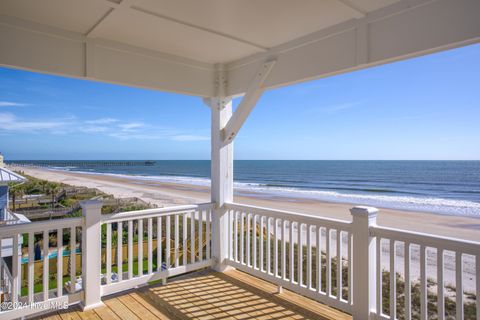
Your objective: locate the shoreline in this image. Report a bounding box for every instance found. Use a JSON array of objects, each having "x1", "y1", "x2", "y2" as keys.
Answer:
[
  {"x1": 9, "y1": 165, "x2": 479, "y2": 293},
  {"x1": 10, "y1": 165, "x2": 480, "y2": 242}
]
